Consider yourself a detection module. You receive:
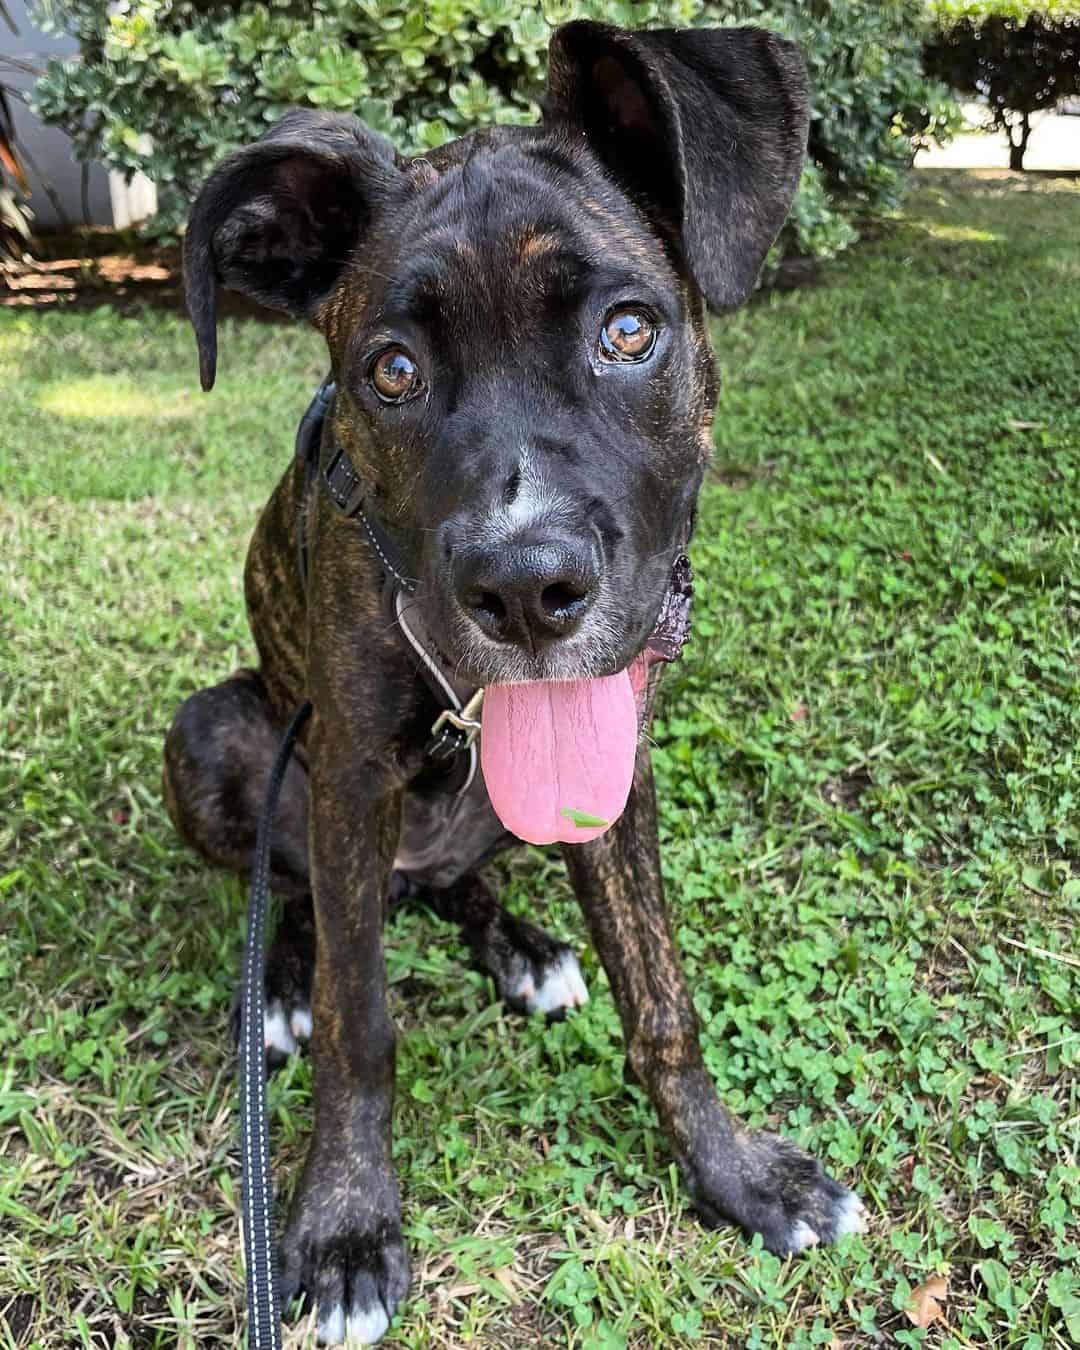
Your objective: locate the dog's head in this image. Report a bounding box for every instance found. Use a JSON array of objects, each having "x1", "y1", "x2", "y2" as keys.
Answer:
[{"x1": 186, "y1": 22, "x2": 808, "y2": 688}]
